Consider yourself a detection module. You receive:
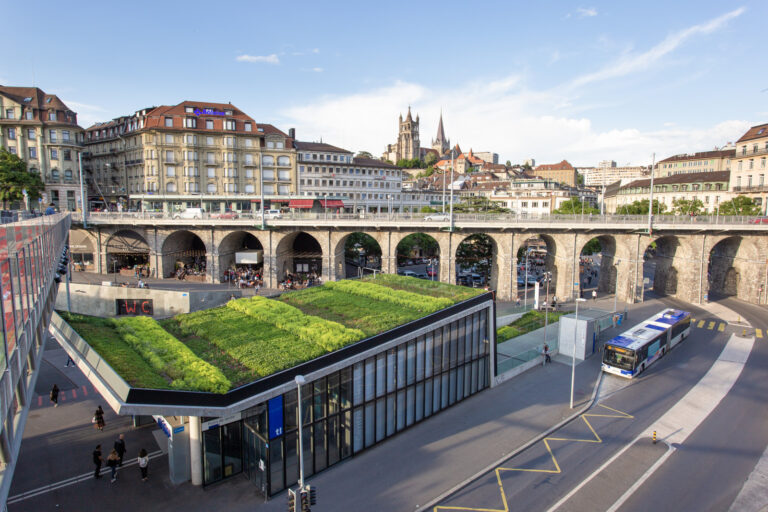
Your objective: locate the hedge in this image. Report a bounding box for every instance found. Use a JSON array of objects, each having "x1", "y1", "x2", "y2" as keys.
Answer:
[
  {"x1": 324, "y1": 279, "x2": 453, "y2": 314},
  {"x1": 113, "y1": 316, "x2": 231, "y2": 393}
]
